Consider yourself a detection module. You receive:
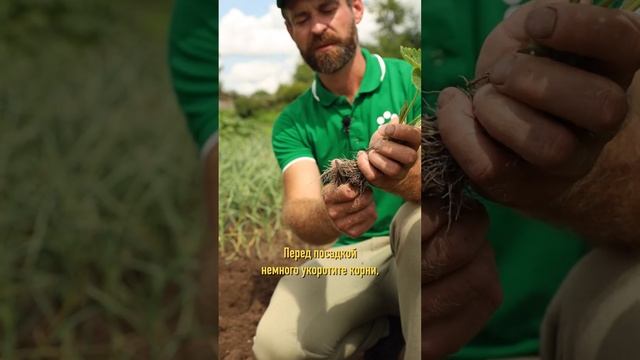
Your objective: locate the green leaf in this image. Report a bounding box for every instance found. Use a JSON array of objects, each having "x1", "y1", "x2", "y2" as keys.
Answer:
[
  {"x1": 412, "y1": 67, "x2": 421, "y2": 92},
  {"x1": 400, "y1": 46, "x2": 421, "y2": 70},
  {"x1": 401, "y1": 46, "x2": 421, "y2": 91}
]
